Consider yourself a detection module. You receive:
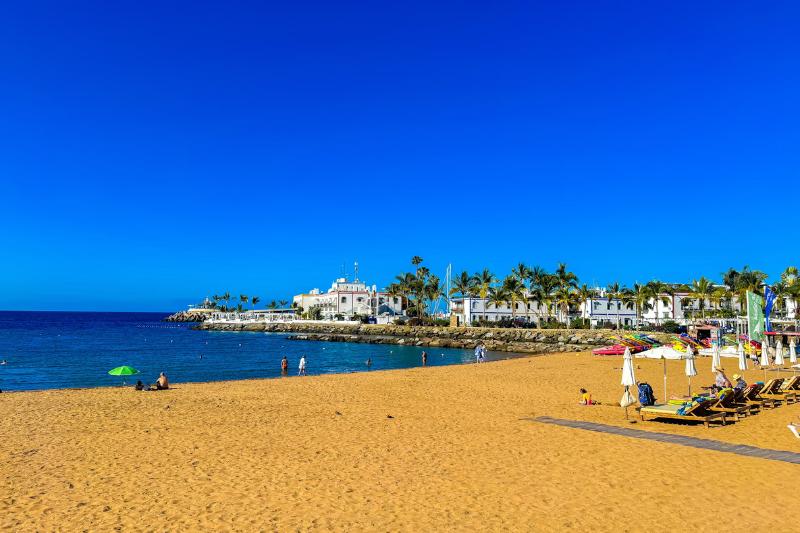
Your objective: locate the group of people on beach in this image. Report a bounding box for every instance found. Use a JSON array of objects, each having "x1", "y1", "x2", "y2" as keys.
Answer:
[
  {"x1": 280, "y1": 355, "x2": 307, "y2": 376},
  {"x1": 133, "y1": 372, "x2": 169, "y2": 391}
]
